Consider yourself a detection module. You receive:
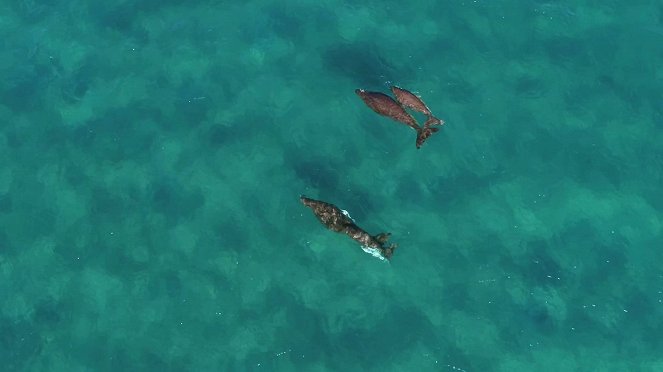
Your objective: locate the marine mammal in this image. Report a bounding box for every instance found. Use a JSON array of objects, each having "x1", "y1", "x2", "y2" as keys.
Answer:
[
  {"x1": 355, "y1": 89, "x2": 420, "y2": 130},
  {"x1": 416, "y1": 126, "x2": 439, "y2": 149},
  {"x1": 355, "y1": 89, "x2": 435, "y2": 149},
  {"x1": 300, "y1": 195, "x2": 397, "y2": 260},
  {"x1": 390, "y1": 86, "x2": 444, "y2": 127}
]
